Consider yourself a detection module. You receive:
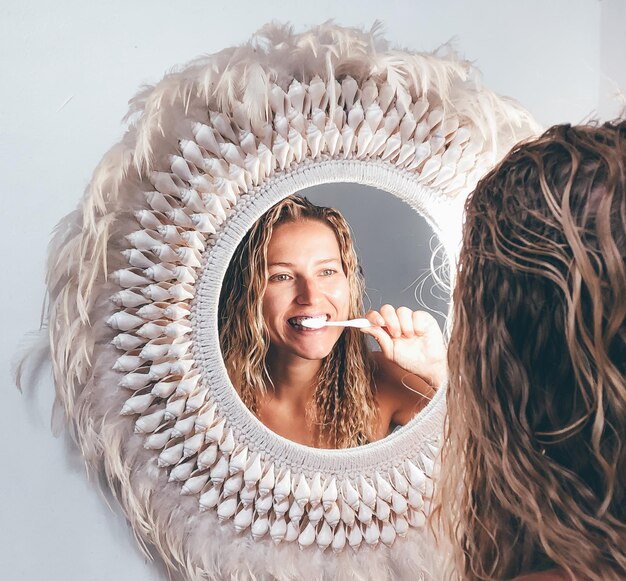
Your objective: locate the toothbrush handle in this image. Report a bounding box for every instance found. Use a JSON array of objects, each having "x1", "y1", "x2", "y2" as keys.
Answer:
[
  {"x1": 327, "y1": 318, "x2": 372, "y2": 328},
  {"x1": 348, "y1": 318, "x2": 372, "y2": 328}
]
